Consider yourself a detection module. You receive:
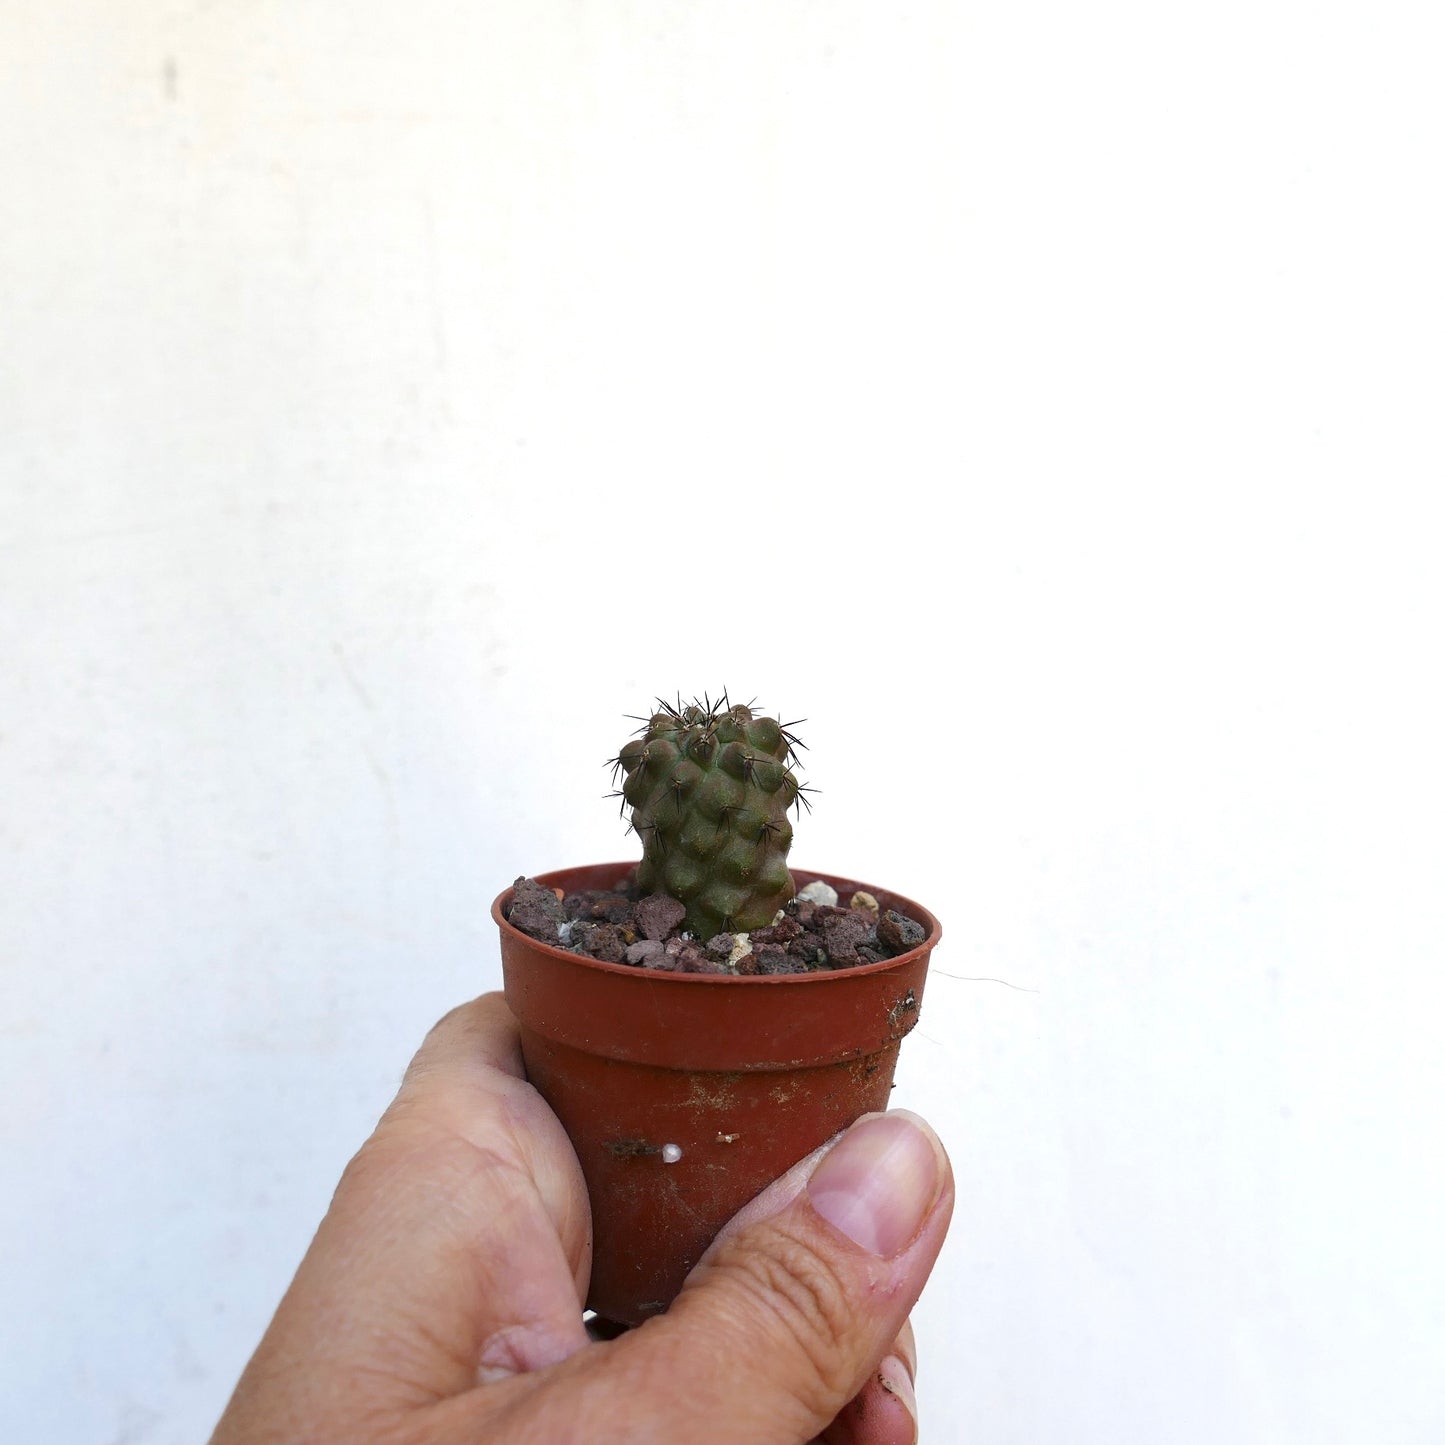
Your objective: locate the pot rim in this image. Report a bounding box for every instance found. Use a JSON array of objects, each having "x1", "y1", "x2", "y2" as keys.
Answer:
[{"x1": 492, "y1": 861, "x2": 941, "y2": 984}]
